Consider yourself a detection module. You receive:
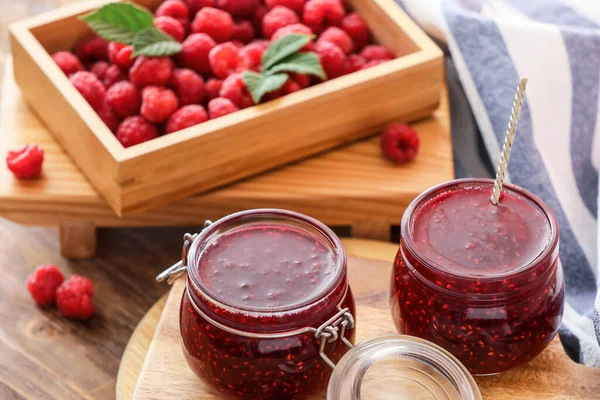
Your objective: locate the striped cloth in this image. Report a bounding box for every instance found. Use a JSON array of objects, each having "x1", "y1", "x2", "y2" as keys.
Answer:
[{"x1": 397, "y1": 0, "x2": 600, "y2": 366}]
